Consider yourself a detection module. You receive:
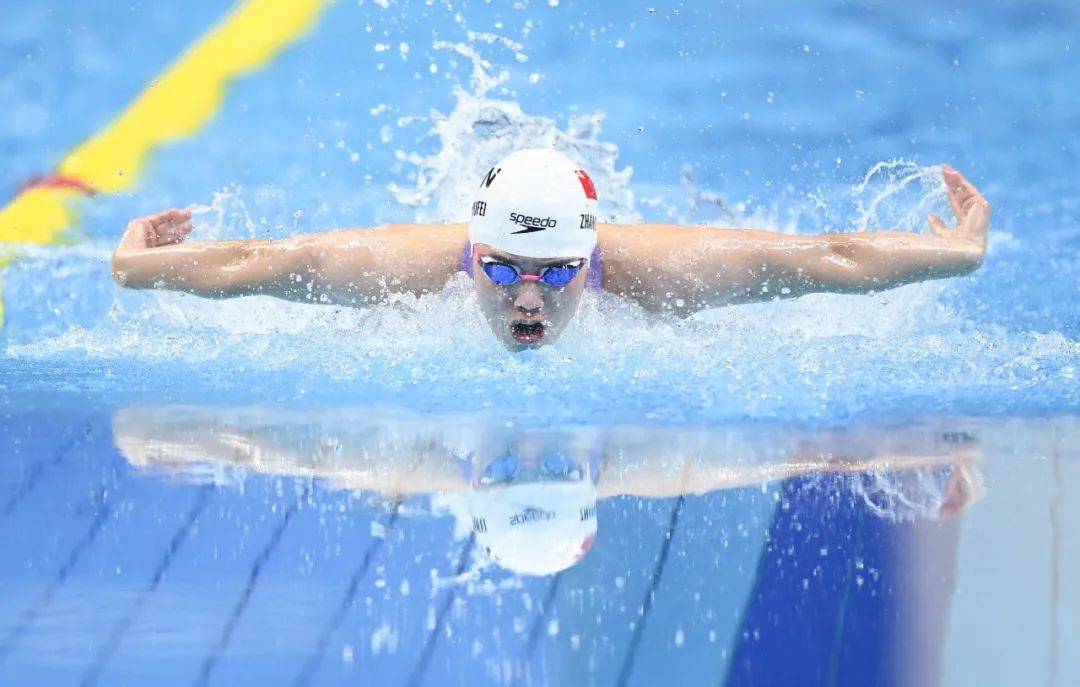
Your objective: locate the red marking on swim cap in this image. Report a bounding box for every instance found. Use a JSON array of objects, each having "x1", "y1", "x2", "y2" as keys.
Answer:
[
  {"x1": 579, "y1": 533, "x2": 596, "y2": 559},
  {"x1": 20, "y1": 174, "x2": 97, "y2": 196},
  {"x1": 575, "y1": 170, "x2": 597, "y2": 200}
]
